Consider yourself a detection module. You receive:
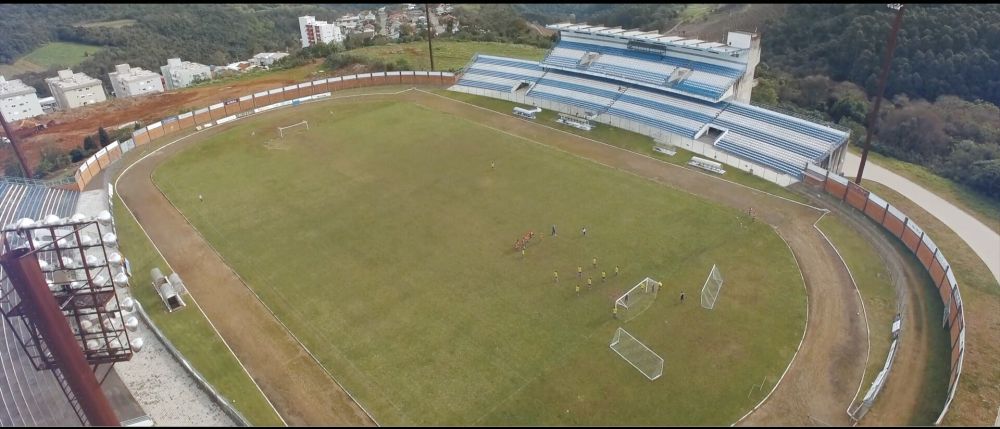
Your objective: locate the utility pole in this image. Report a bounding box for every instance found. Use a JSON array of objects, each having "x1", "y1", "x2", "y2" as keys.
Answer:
[
  {"x1": 425, "y1": 3, "x2": 435, "y2": 71},
  {"x1": 0, "y1": 111, "x2": 33, "y2": 178},
  {"x1": 856, "y1": 4, "x2": 905, "y2": 185}
]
